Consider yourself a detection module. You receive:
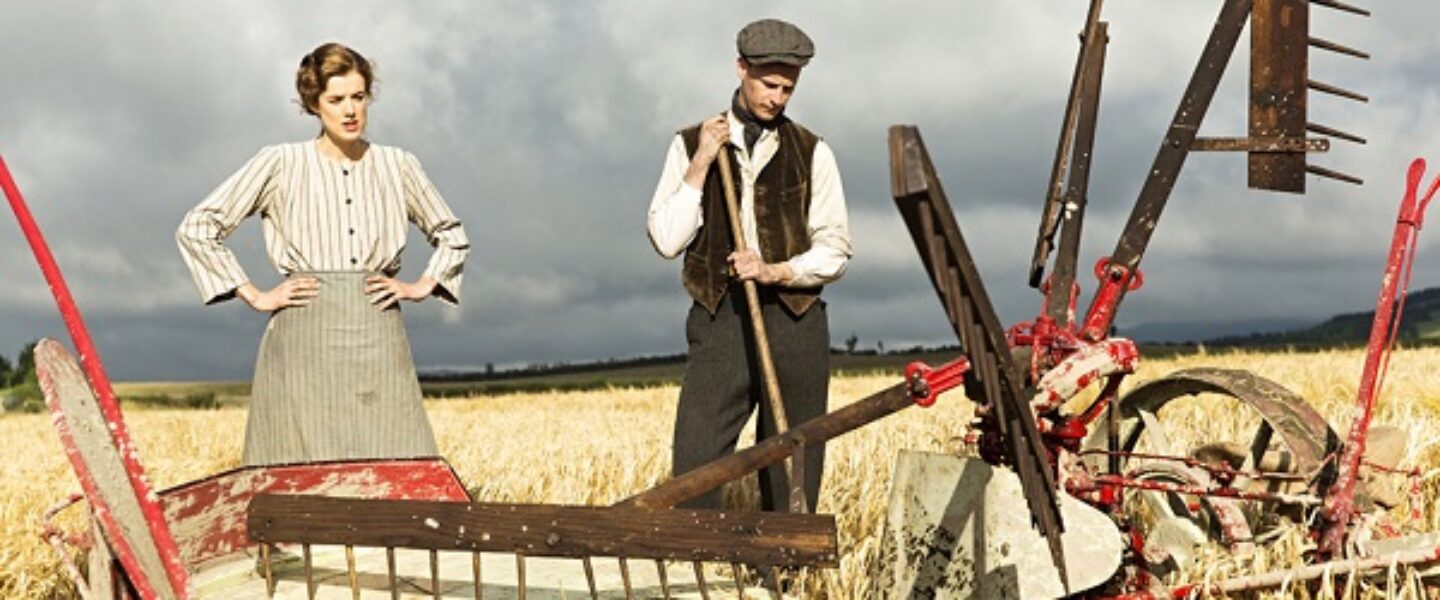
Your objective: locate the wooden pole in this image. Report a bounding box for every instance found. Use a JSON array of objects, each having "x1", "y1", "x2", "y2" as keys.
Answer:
[{"x1": 714, "y1": 147, "x2": 805, "y2": 513}]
